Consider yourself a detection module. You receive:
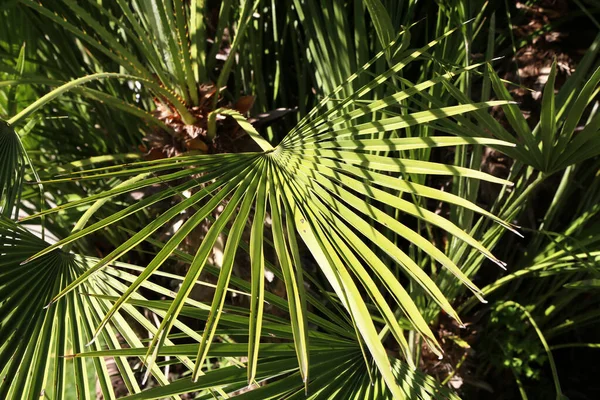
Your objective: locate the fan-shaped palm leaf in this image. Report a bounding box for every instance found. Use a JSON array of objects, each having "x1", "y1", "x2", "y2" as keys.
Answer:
[
  {"x1": 0, "y1": 217, "x2": 210, "y2": 399},
  {"x1": 9, "y1": 26, "x2": 518, "y2": 395}
]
